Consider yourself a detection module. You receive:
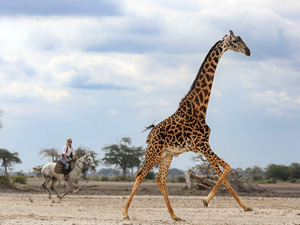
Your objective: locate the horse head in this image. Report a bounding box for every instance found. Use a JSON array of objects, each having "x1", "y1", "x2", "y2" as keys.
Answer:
[{"x1": 84, "y1": 152, "x2": 96, "y2": 171}]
